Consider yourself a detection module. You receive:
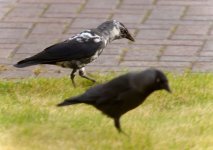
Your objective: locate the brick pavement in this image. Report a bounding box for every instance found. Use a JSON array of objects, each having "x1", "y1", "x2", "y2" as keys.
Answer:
[{"x1": 0, "y1": 0, "x2": 213, "y2": 78}]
